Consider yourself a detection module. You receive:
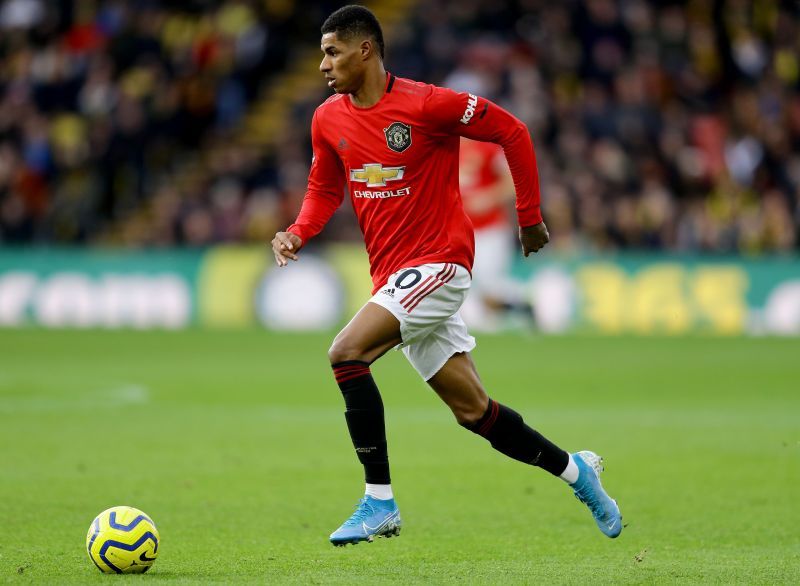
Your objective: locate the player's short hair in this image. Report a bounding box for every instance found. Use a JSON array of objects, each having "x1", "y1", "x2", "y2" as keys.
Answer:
[{"x1": 321, "y1": 5, "x2": 385, "y2": 60}]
